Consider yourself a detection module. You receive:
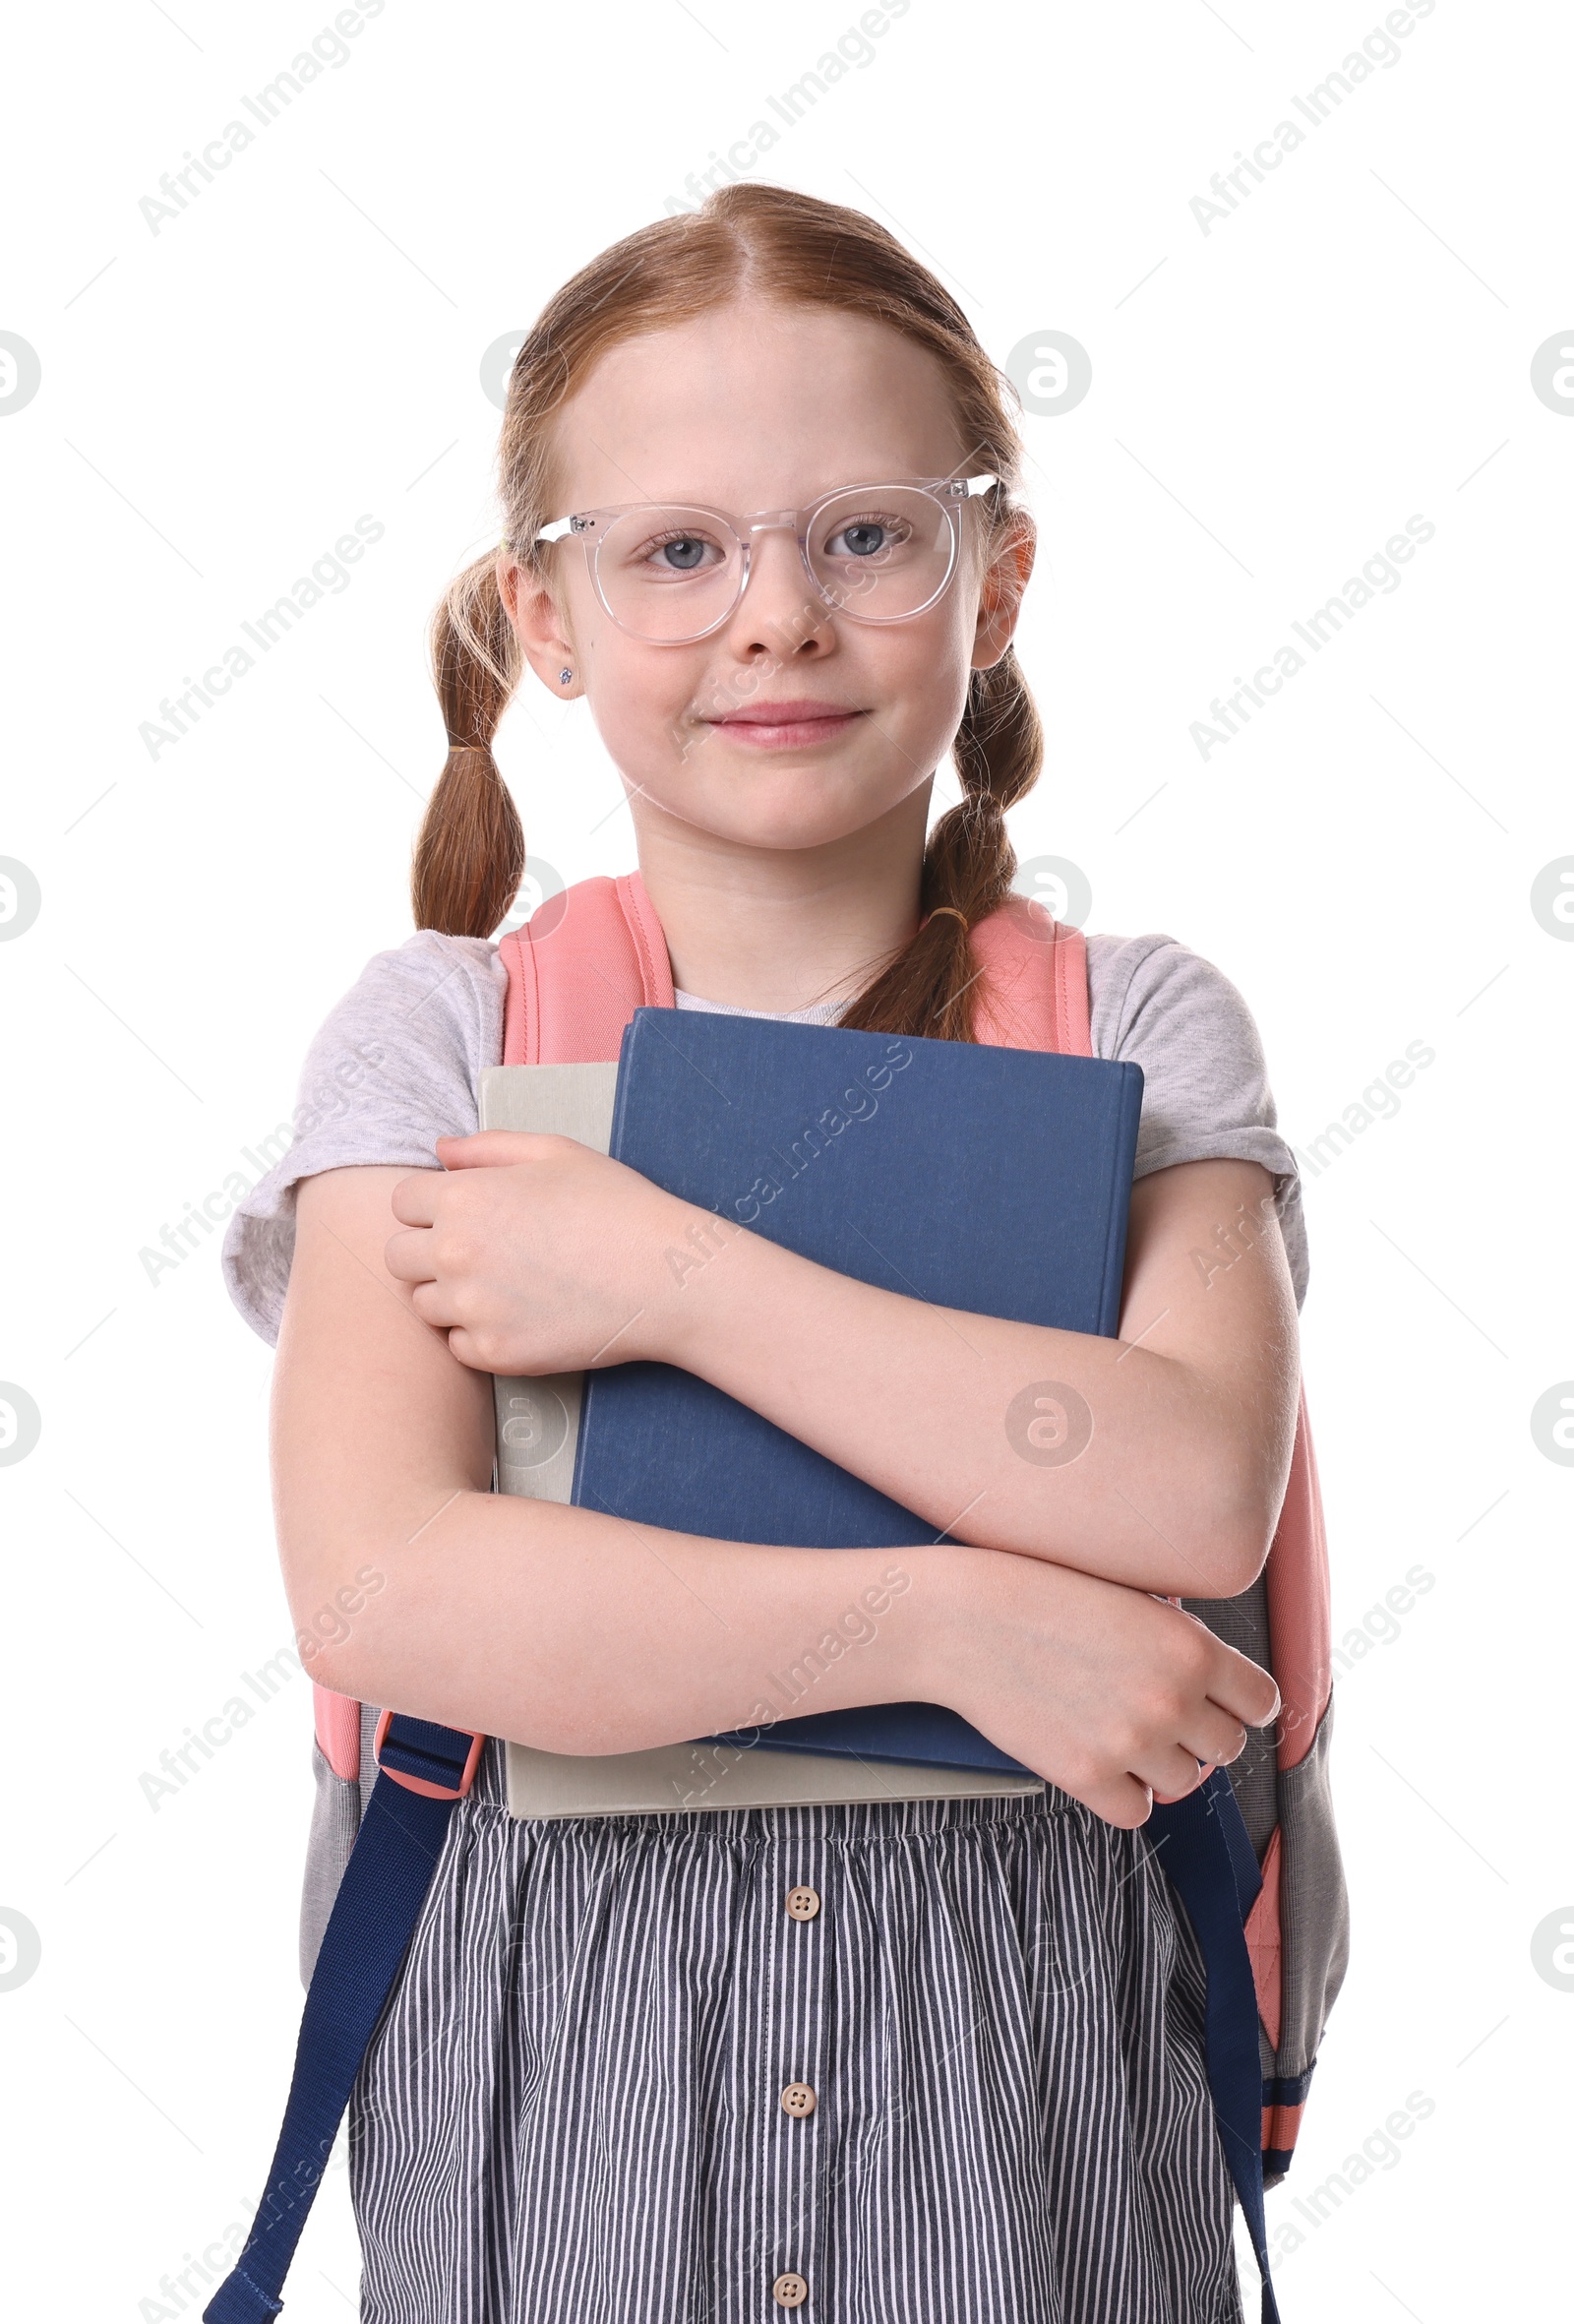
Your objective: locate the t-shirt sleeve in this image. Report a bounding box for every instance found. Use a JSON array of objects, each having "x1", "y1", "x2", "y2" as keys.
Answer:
[
  {"x1": 219, "y1": 931, "x2": 508, "y2": 1347},
  {"x1": 1085, "y1": 931, "x2": 1309, "y2": 1311}
]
